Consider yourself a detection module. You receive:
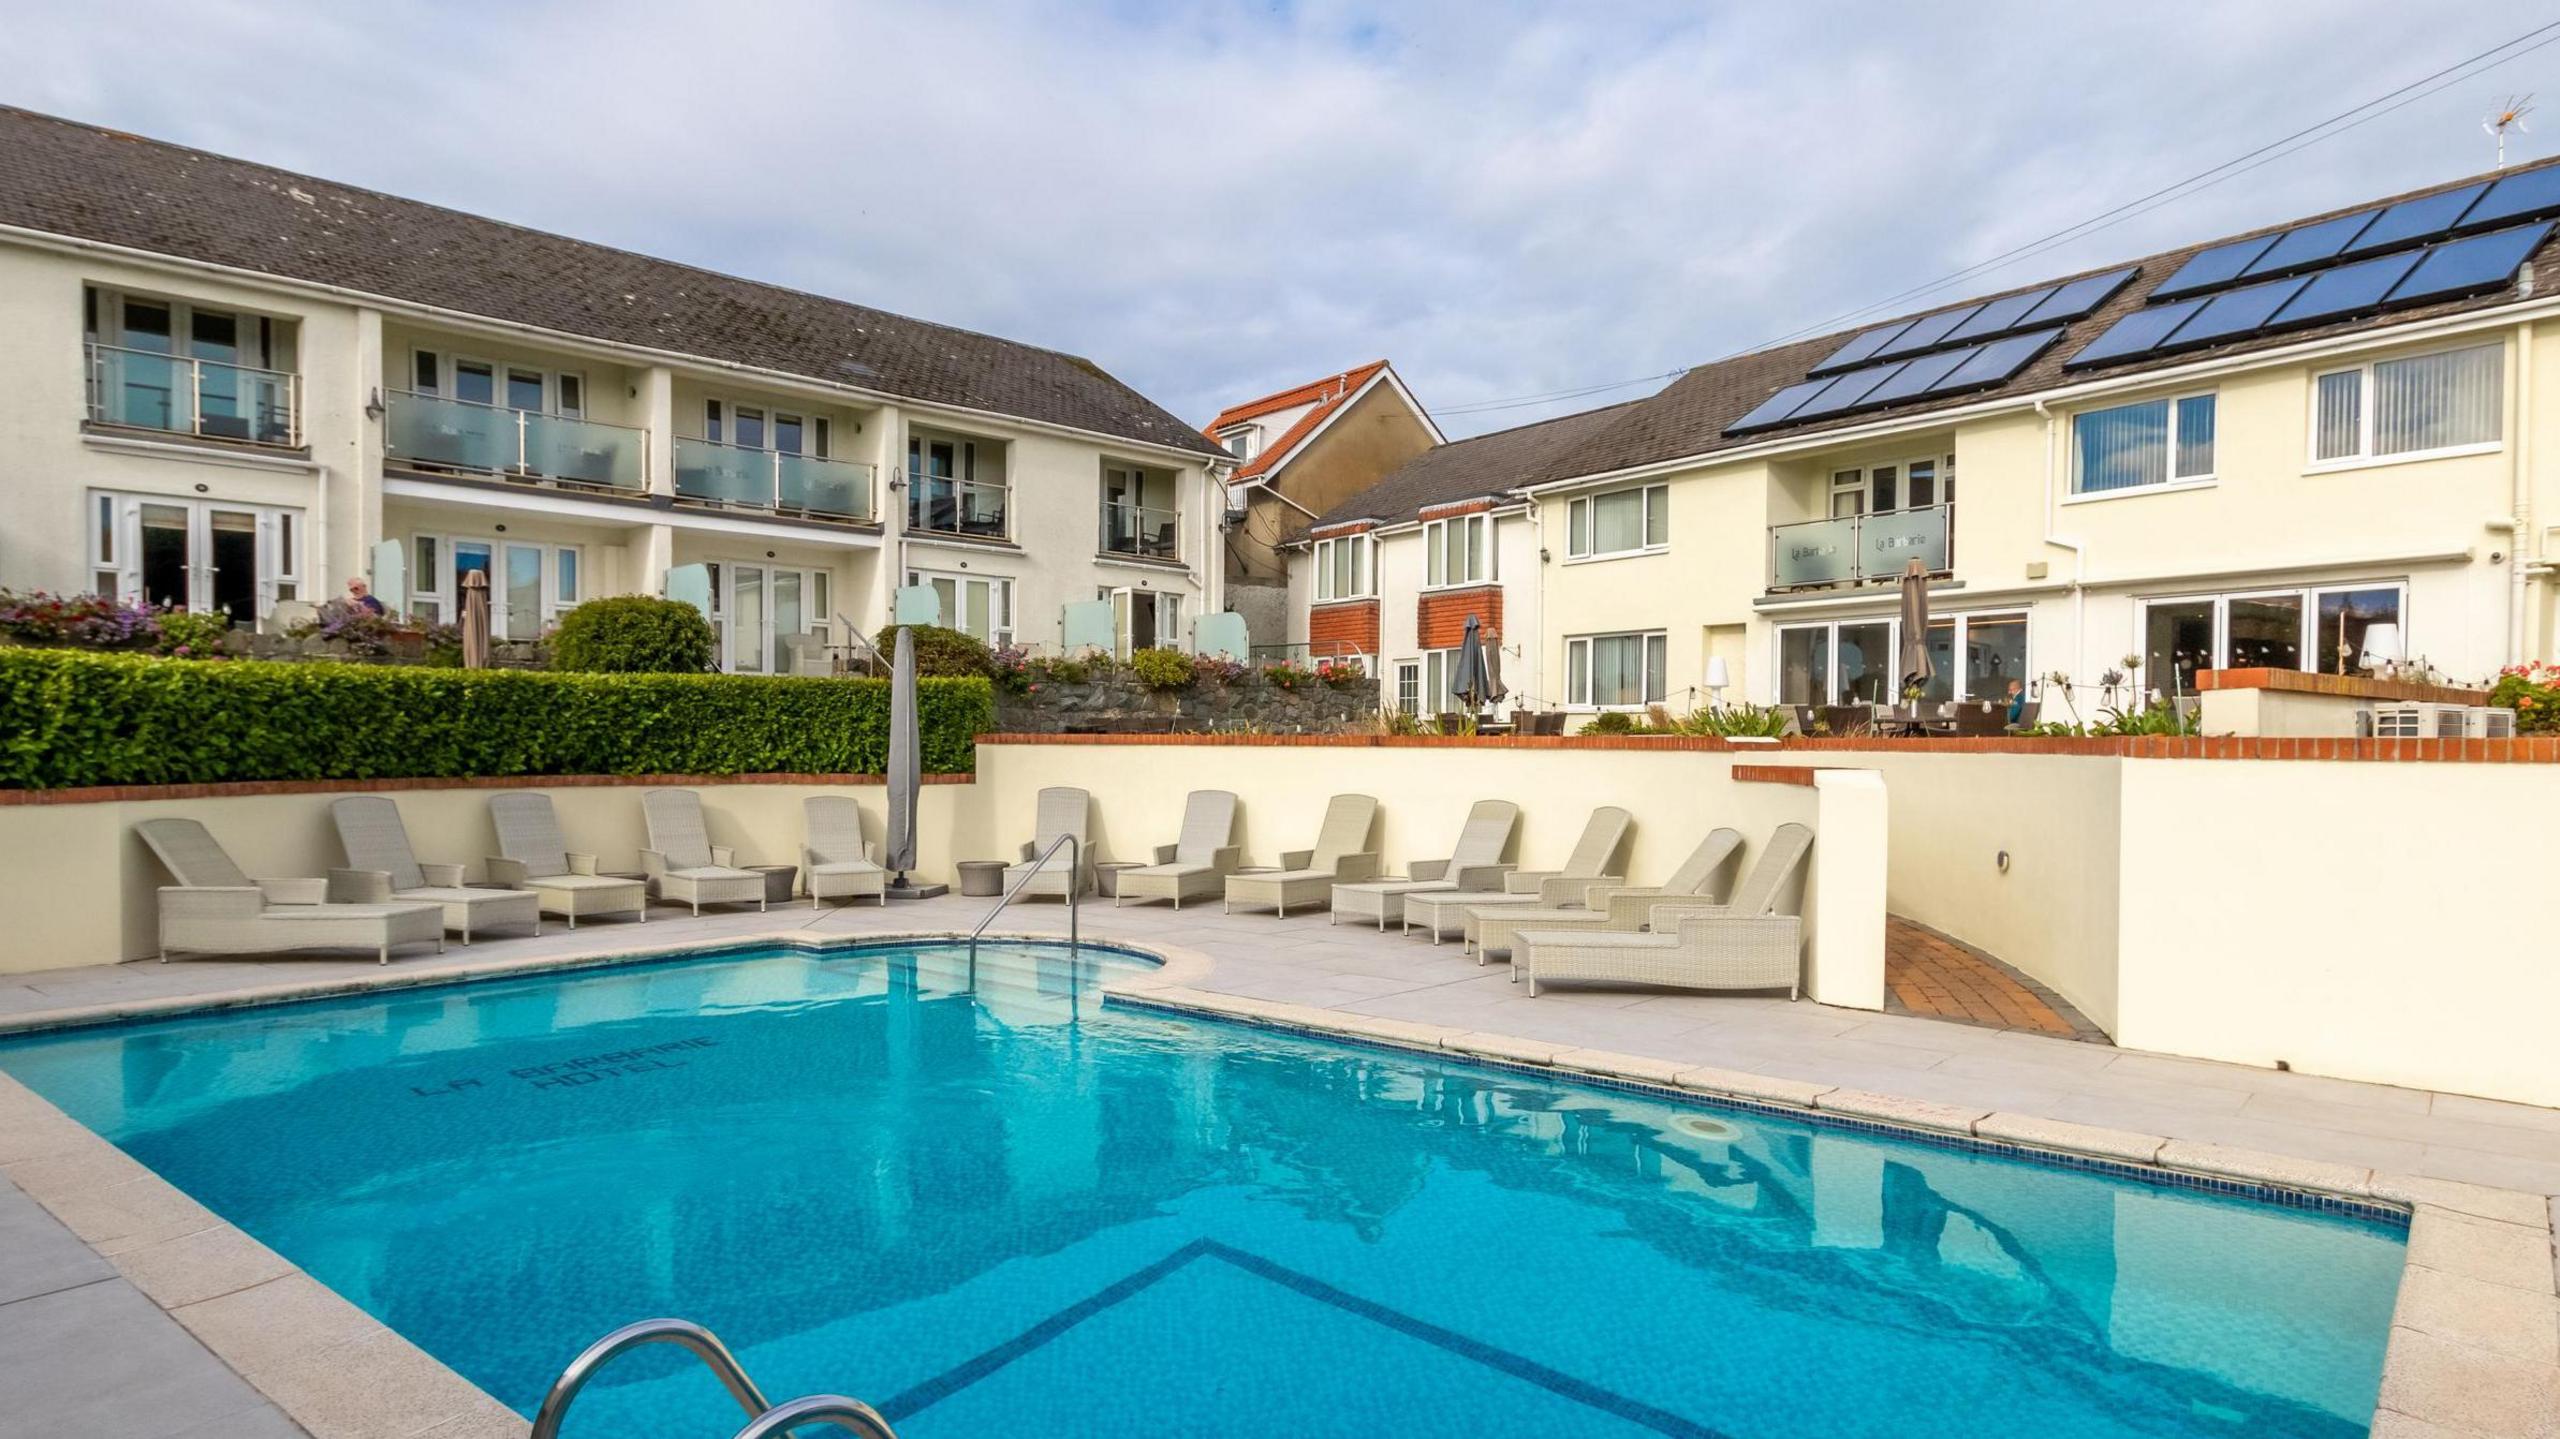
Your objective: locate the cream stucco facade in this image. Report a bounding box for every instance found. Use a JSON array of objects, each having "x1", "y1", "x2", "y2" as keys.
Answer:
[{"x1": 0, "y1": 231, "x2": 1226, "y2": 665}]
